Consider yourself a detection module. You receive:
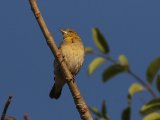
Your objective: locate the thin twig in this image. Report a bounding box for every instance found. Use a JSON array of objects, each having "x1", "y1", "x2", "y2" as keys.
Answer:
[
  {"x1": 28, "y1": 0, "x2": 93, "y2": 120},
  {"x1": 128, "y1": 70, "x2": 157, "y2": 98},
  {"x1": 88, "y1": 51, "x2": 157, "y2": 98},
  {"x1": 1, "y1": 96, "x2": 13, "y2": 120},
  {"x1": 24, "y1": 113, "x2": 30, "y2": 120},
  {"x1": 88, "y1": 51, "x2": 117, "y2": 64}
]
